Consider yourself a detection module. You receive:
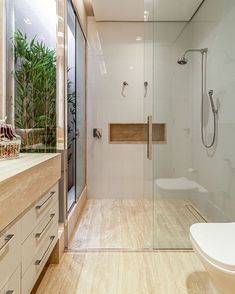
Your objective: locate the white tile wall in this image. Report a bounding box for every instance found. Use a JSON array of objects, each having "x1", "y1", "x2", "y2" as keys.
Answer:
[
  {"x1": 87, "y1": 18, "x2": 145, "y2": 198},
  {"x1": 169, "y1": 0, "x2": 235, "y2": 221}
]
